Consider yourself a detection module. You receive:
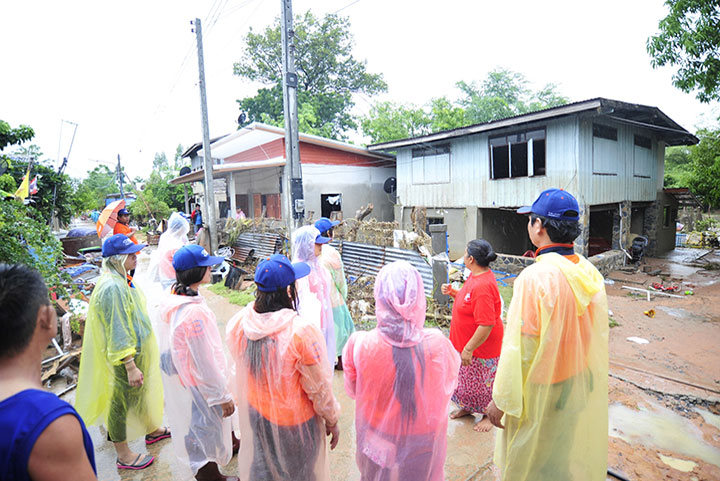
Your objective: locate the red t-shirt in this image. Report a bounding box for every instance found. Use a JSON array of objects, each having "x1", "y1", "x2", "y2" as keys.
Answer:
[{"x1": 449, "y1": 270, "x2": 504, "y2": 359}]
